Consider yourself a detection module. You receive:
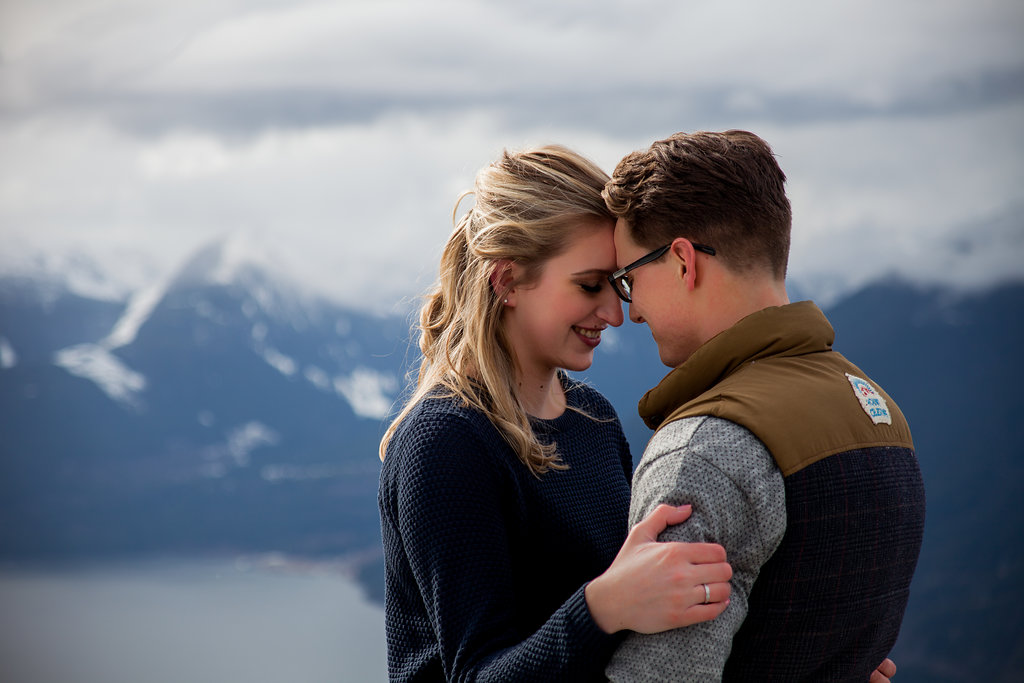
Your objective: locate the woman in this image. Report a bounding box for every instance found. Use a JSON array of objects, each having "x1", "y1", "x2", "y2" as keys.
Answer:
[{"x1": 377, "y1": 145, "x2": 732, "y2": 681}]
